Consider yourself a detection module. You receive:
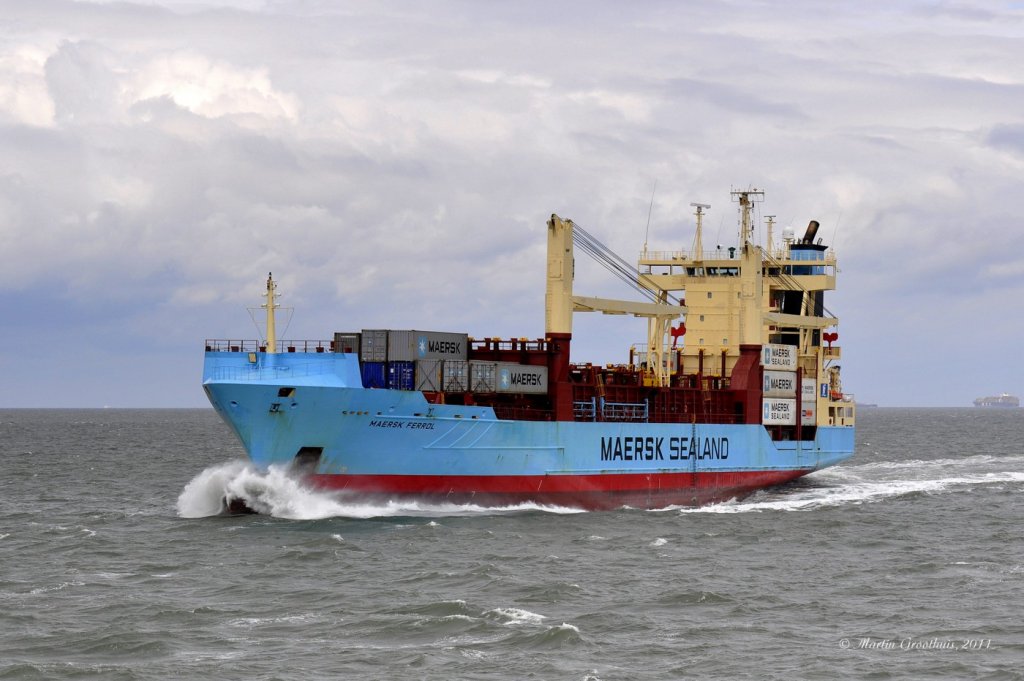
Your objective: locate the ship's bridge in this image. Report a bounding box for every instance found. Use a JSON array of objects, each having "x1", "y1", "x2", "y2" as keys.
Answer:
[{"x1": 638, "y1": 247, "x2": 837, "y2": 292}]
